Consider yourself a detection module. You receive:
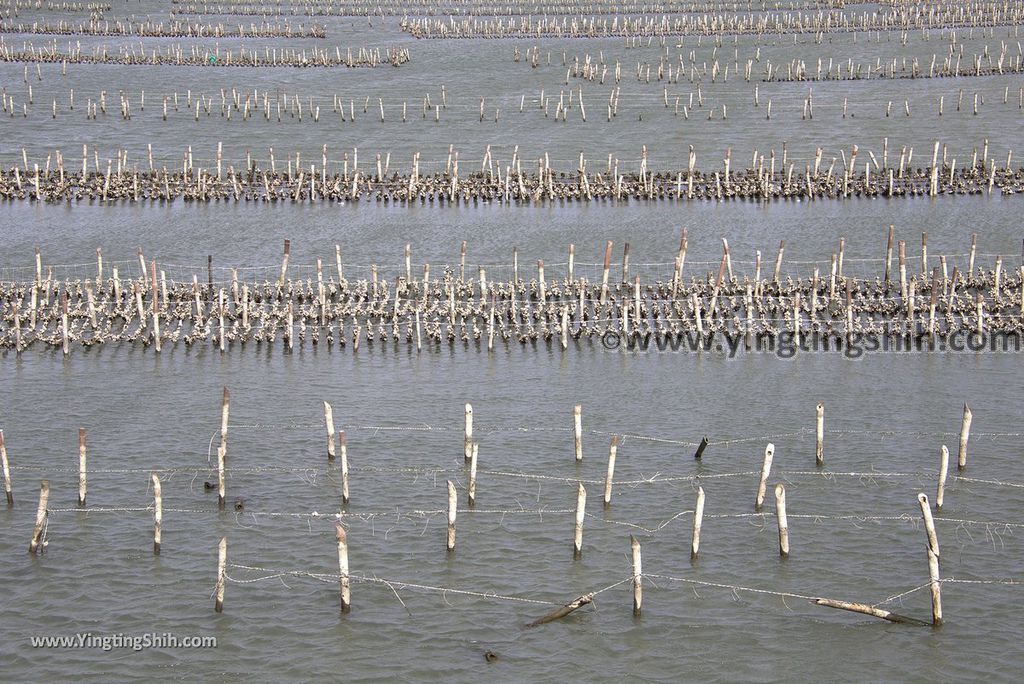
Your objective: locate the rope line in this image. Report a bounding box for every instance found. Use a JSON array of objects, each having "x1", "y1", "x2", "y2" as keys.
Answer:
[{"x1": 38, "y1": 505, "x2": 1024, "y2": 534}]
